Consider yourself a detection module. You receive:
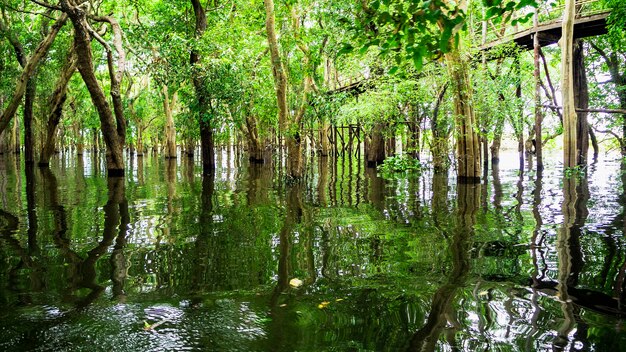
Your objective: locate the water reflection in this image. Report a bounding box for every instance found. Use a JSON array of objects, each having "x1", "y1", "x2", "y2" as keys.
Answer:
[
  {"x1": 1, "y1": 152, "x2": 626, "y2": 350},
  {"x1": 407, "y1": 183, "x2": 479, "y2": 351}
]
